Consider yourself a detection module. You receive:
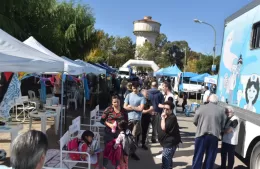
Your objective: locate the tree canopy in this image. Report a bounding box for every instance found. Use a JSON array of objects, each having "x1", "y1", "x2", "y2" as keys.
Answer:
[
  {"x1": 0, "y1": 1, "x2": 220, "y2": 74},
  {"x1": 136, "y1": 33, "x2": 220, "y2": 74},
  {"x1": 1, "y1": 0, "x2": 99, "y2": 60}
]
